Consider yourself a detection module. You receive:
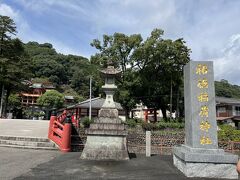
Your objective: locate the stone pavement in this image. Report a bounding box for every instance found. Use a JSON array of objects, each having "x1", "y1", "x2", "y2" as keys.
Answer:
[
  {"x1": 0, "y1": 147, "x2": 60, "y2": 180},
  {"x1": 0, "y1": 119, "x2": 49, "y2": 138},
  {"x1": 5, "y1": 150, "x2": 234, "y2": 180}
]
